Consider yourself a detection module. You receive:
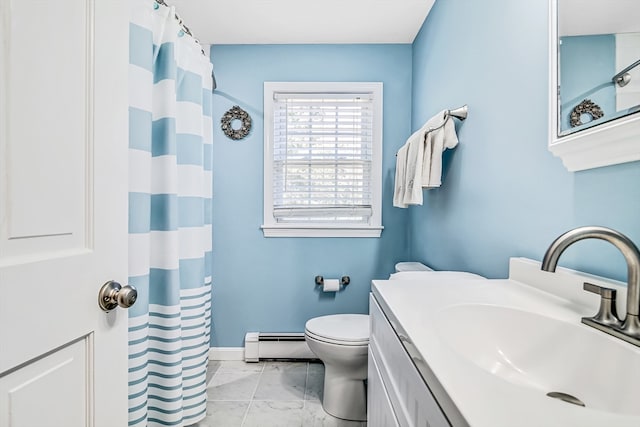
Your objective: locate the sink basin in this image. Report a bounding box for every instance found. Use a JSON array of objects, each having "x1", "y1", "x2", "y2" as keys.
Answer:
[{"x1": 436, "y1": 304, "x2": 640, "y2": 416}]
